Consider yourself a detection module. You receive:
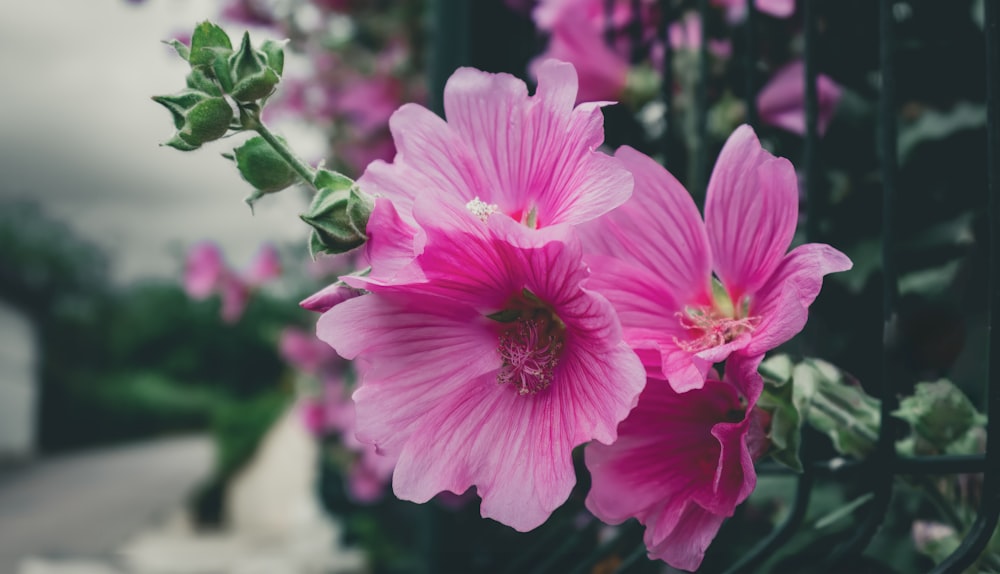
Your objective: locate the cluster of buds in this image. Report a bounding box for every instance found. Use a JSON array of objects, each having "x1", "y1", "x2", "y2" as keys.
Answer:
[
  {"x1": 154, "y1": 22, "x2": 285, "y2": 150},
  {"x1": 154, "y1": 21, "x2": 374, "y2": 257}
]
